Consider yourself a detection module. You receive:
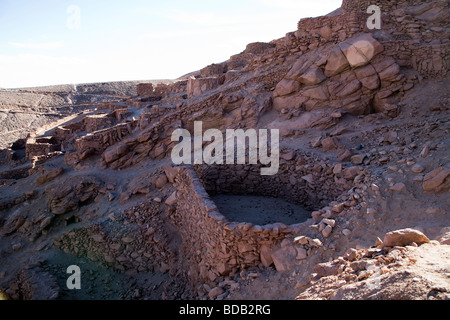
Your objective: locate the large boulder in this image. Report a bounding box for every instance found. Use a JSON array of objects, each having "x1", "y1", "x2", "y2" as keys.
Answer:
[
  {"x1": 354, "y1": 64, "x2": 380, "y2": 90},
  {"x1": 302, "y1": 85, "x2": 330, "y2": 101},
  {"x1": 371, "y1": 56, "x2": 401, "y2": 82},
  {"x1": 383, "y1": 228, "x2": 430, "y2": 248},
  {"x1": 298, "y1": 67, "x2": 326, "y2": 86},
  {"x1": 339, "y1": 33, "x2": 384, "y2": 68},
  {"x1": 285, "y1": 53, "x2": 318, "y2": 80},
  {"x1": 325, "y1": 47, "x2": 350, "y2": 77},
  {"x1": 35, "y1": 167, "x2": 64, "y2": 187},
  {"x1": 103, "y1": 143, "x2": 129, "y2": 164},
  {"x1": 274, "y1": 79, "x2": 301, "y2": 97},
  {"x1": 270, "y1": 245, "x2": 297, "y2": 272}
]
